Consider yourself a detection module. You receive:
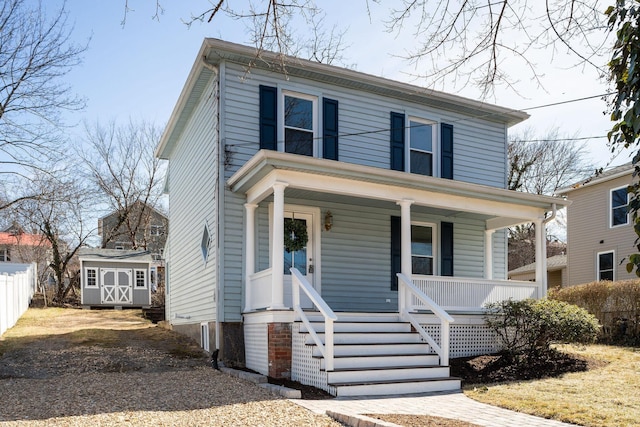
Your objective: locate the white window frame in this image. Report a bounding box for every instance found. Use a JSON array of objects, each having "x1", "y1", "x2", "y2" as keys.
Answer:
[
  {"x1": 85, "y1": 267, "x2": 99, "y2": 288},
  {"x1": 411, "y1": 221, "x2": 438, "y2": 276},
  {"x1": 201, "y1": 222, "x2": 211, "y2": 265},
  {"x1": 0, "y1": 248, "x2": 10, "y2": 262},
  {"x1": 200, "y1": 322, "x2": 210, "y2": 352},
  {"x1": 610, "y1": 186, "x2": 629, "y2": 228},
  {"x1": 279, "y1": 90, "x2": 318, "y2": 157},
  {"x1": 596, "y1": 250, "x2": 615, "y2": 281},
  {"x1": 134, "y1": 268, "x2": 147, "y2": 289},
  {"x1": 407, "y1": 117, "x2": 438, "y2": 177},
  {"x1": 150, "y1": 225, "x2": 164, "y2": 236}
]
